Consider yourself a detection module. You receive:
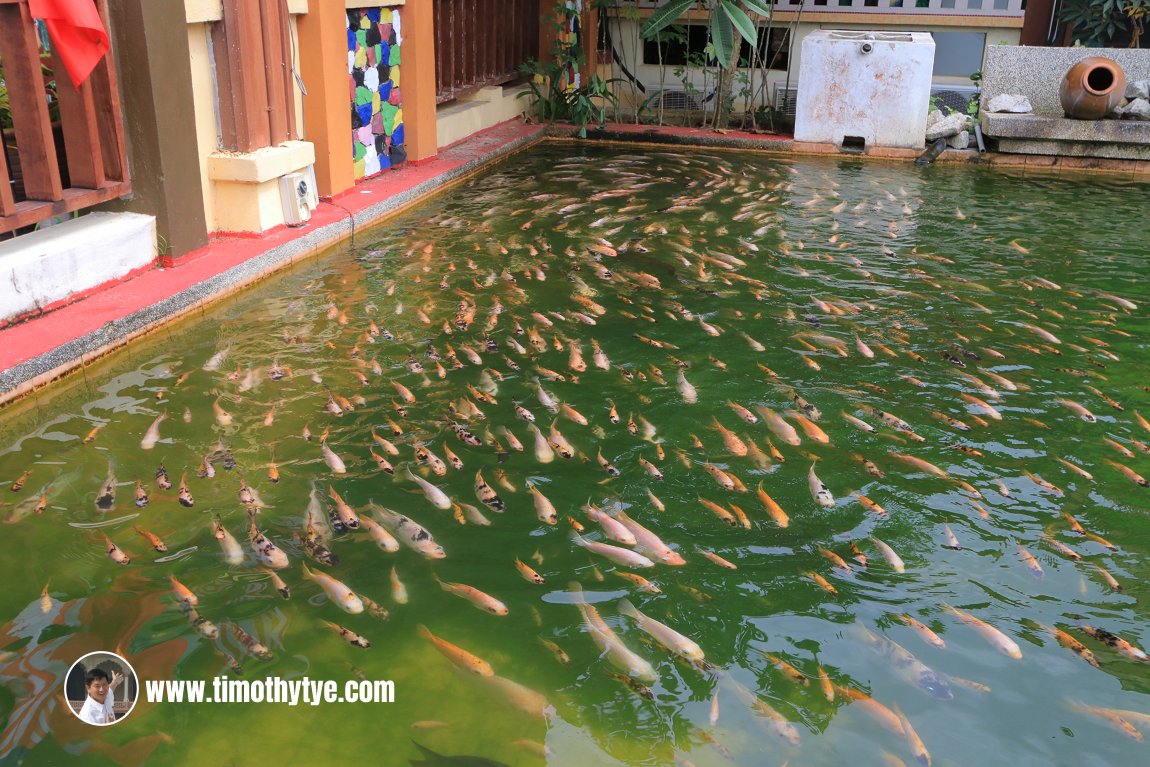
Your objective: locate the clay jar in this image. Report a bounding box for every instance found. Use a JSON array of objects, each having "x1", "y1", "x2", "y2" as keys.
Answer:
[{"x1": 1059, "y1": 56, "x2": 1127, "y2": 119}]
